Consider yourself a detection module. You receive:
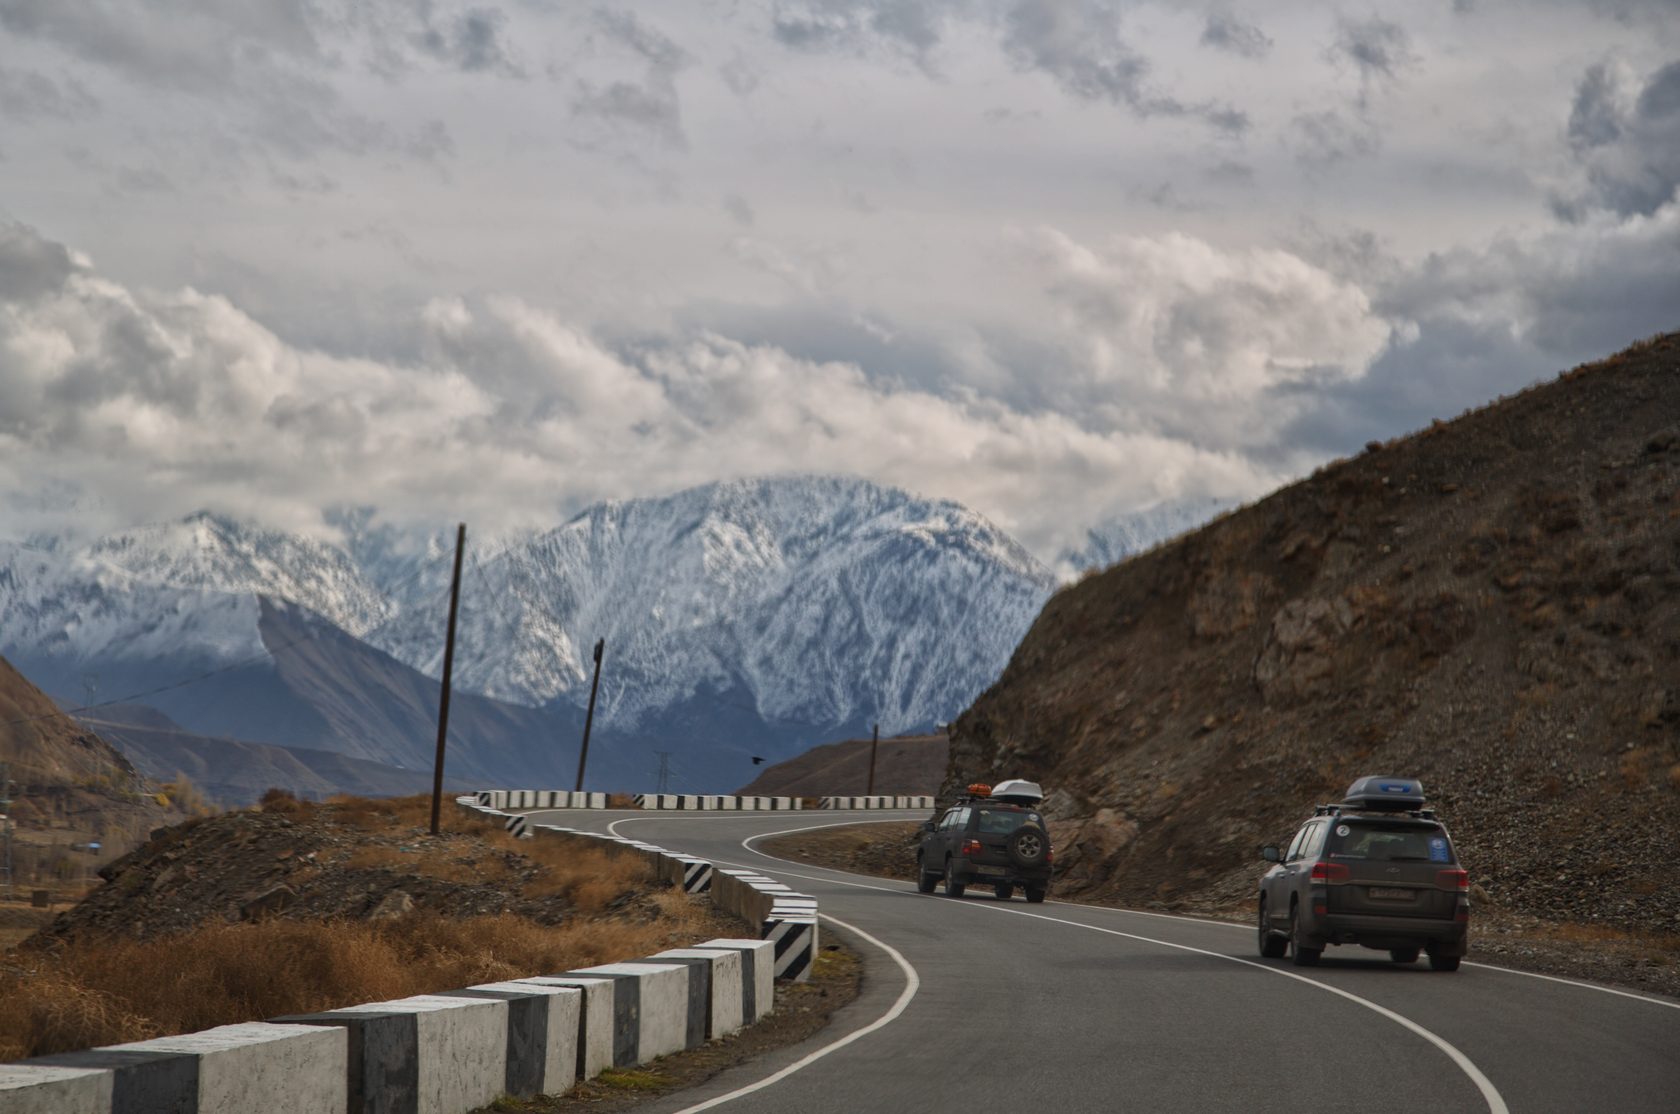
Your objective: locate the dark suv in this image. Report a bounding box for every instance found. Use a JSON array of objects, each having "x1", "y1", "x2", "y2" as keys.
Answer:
[
  {"x1": 916, "y1": 782, "x2": 1052, "y2": 903},
  {"x1": 1258, "y1": 777, "x2": 1470, "y2": 971}
]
